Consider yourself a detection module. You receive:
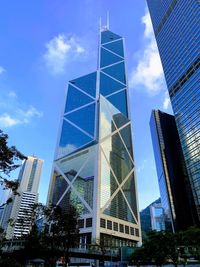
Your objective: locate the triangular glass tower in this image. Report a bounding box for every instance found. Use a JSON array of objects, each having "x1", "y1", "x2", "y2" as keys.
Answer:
[{"x1": 47, "y1": 27, "x2": 141, "y2": 247}]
